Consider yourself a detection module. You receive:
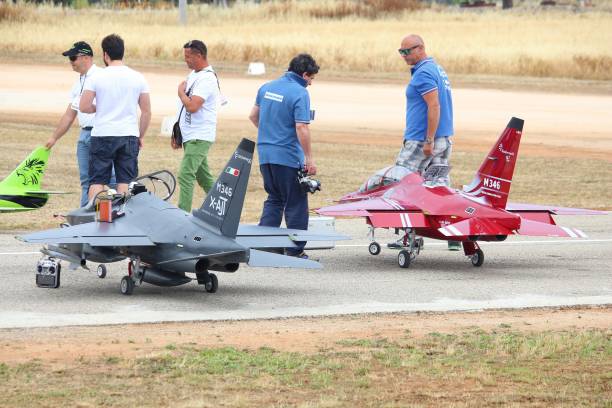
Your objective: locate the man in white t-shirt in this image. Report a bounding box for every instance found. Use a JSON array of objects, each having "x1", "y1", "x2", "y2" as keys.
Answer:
[
  {"x1": 80, "y1": 34, "x2": 151, "y2": 201},
  {"x1": 173, "y1": 40, "x2": 220, "y2": 212},
  {"x1": 45, "y1": 41, "x2": 115, "y2": 207}
]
